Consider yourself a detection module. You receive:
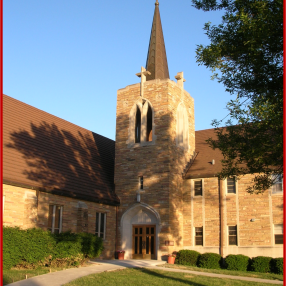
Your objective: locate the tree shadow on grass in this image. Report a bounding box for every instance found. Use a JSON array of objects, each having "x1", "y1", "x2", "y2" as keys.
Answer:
[{"x1": 134, "y1": 268, "x2": 205, "y2": 286}]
